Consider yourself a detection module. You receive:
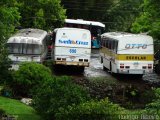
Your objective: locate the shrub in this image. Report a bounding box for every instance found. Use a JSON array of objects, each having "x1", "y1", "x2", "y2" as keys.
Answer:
[
  {"x1": 0, "y1": 48, "x2": 12, "y2": 84},
  {"x1": 145, "y1": 88, "x2": 160, "y2": 115},
  {"x1": 1, "y1": 85, "x2": 14, "y2": 97},
  {"x1": 0, "y1": 108, "x2": 5, "y2": 118},
  {"x1": 32, "y1": 76, "x2": 90, "y2": 120},
  {"x1": 56, "y1": 98, "x2": 127, "y2": 120},
  {"x1": 43, "y1": 60, "x2": 54, "y2": 71},
  {"x1": 9, "y1": 62, "x2": 53, "y2": 97}
]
